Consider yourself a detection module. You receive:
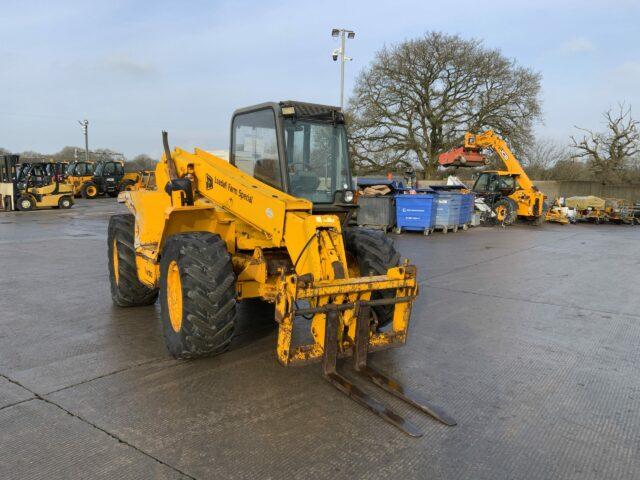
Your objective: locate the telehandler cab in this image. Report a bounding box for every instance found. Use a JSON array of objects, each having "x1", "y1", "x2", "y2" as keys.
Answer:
[{"x1": 109, "y1": 101, "x2": 455, "y2": 435}]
